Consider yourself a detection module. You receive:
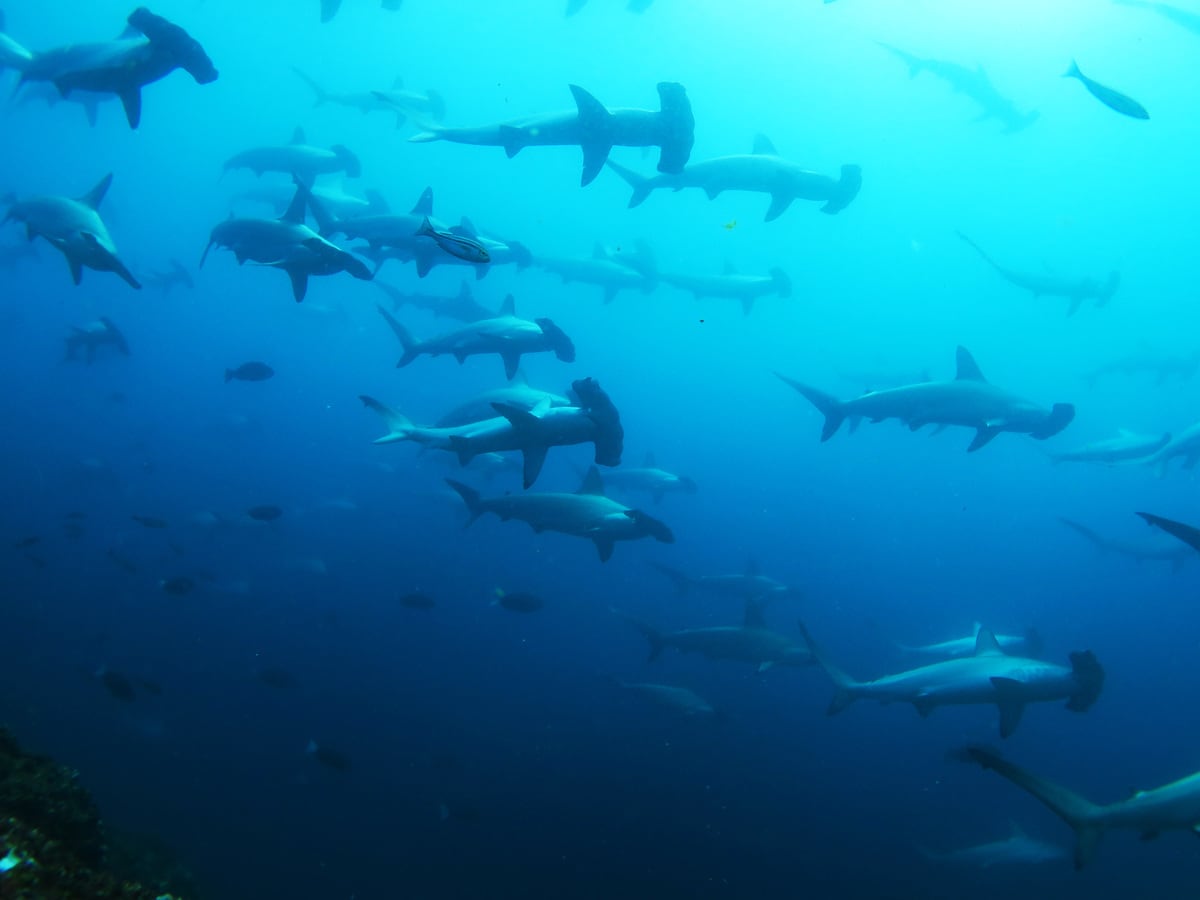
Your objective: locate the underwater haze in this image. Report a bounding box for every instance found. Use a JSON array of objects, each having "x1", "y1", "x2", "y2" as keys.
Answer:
[{"x1": 3, "y1": 0, "x2": 1200, "y2": 897}]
